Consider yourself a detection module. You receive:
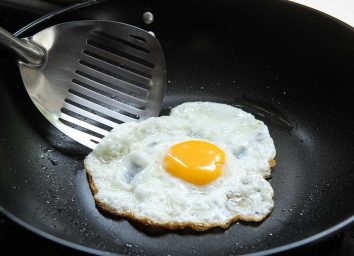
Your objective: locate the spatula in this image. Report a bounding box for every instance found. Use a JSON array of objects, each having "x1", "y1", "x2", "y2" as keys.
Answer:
[{"x1": 0, "y1": 20, "x2": 166, "y2": 149}]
